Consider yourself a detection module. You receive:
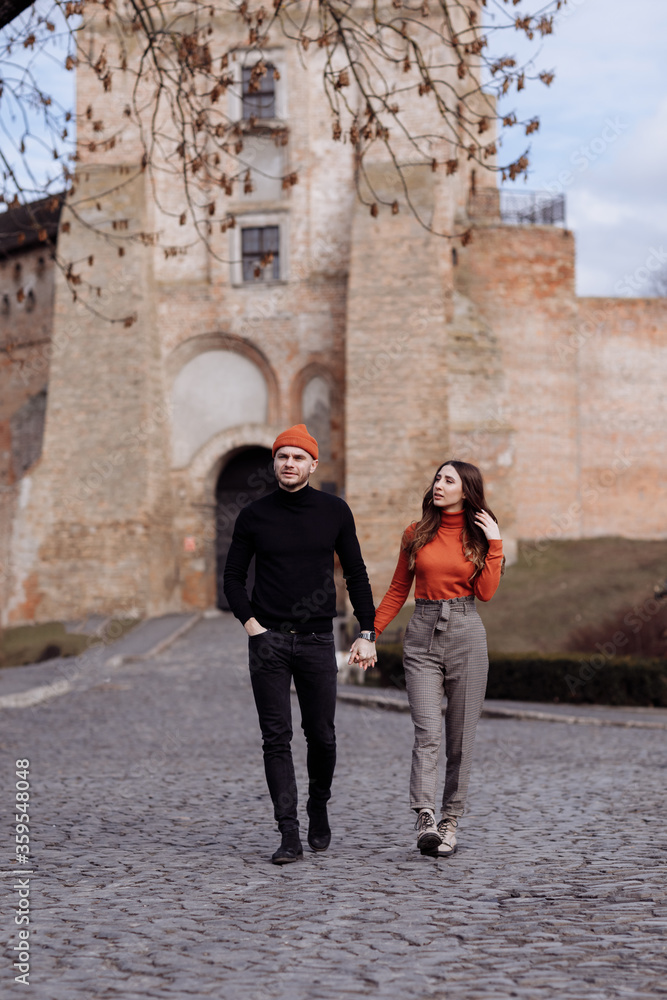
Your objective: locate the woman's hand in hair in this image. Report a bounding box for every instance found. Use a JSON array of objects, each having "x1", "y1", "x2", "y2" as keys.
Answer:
[{"x1": 474, "y1": 509, "x2": 501, "y2": 541}]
